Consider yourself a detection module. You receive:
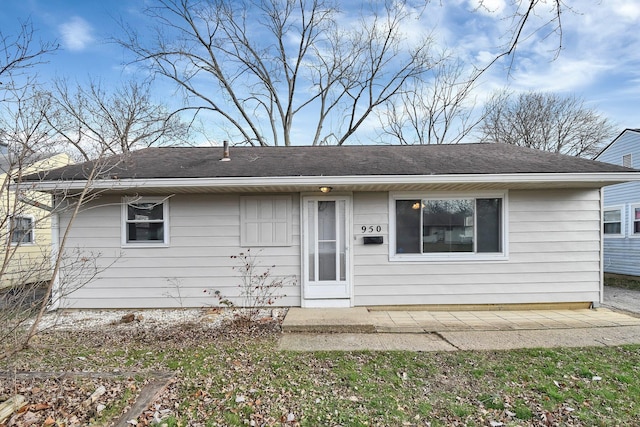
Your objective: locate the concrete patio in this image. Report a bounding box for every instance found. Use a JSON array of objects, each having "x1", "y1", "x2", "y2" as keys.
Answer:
[
  {"x1": 282, "y1": 306, "x2": 640, "y2": 333},
  {"x1": 279, "y1": 306, "x2": 640, "y2": 351}
]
